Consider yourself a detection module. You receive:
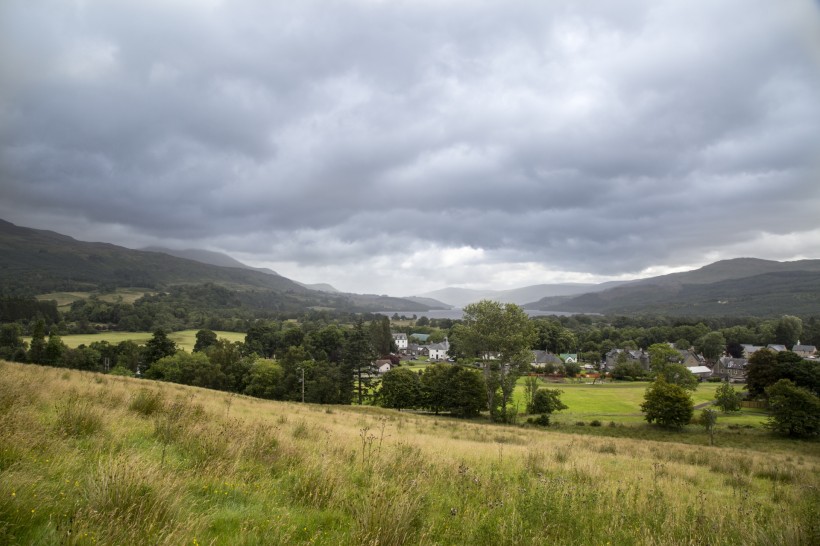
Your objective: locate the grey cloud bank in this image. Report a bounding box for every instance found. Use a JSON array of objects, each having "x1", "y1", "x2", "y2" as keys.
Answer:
[{"x1": 1, "y1": 0, "x2": 819, "y2": 295}]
